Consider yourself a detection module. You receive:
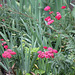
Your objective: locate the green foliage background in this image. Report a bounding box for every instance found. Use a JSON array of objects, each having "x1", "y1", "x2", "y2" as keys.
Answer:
[{"x1": 0, "y1": 0, "x2": 75, "y2": 75}]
